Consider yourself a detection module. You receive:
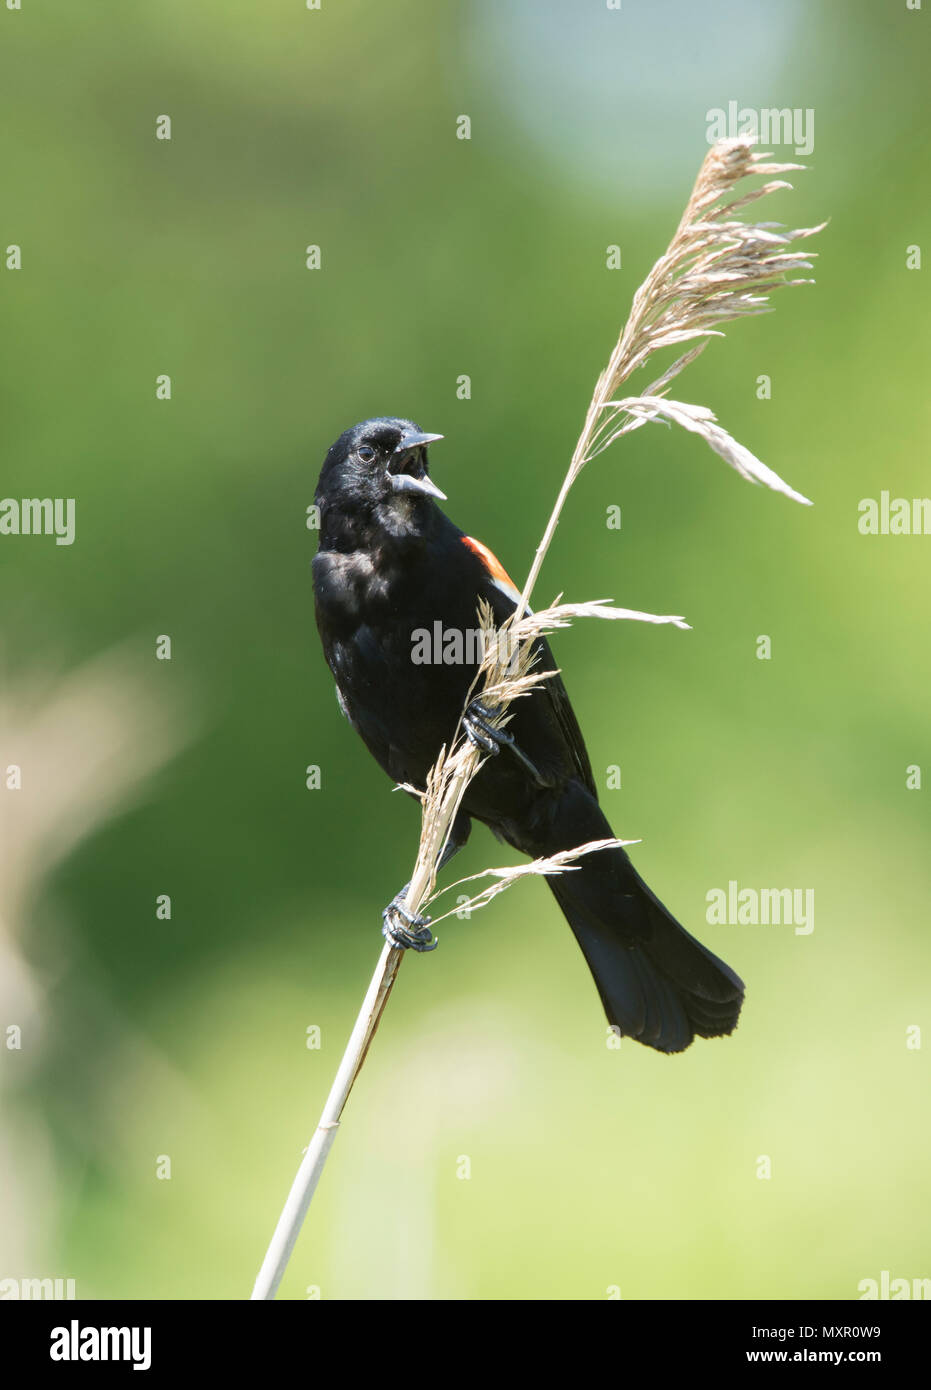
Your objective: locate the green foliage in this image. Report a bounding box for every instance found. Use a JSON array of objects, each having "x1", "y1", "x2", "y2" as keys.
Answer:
[{"x1": 1, "y1": 0, "x2": 928, "y2": 1299}]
